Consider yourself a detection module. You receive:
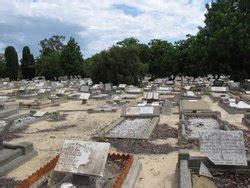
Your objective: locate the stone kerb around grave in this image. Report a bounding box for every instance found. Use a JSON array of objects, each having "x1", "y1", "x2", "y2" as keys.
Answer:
[
  {"x1": 120, "y1": 106, "x2": 160, "y2": 118},
  {"x1": 177, "y1": 150, "x2": 250, "y2": 188},
  {"x1": 177, "y1": 111, "x2": 231, "y2": 145}
]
